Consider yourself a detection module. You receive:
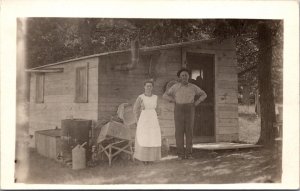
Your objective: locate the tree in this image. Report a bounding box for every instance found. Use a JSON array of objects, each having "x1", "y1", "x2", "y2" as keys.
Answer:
[{"x1": 256, "y1": 23, "x2": 277, "y2": 147}]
